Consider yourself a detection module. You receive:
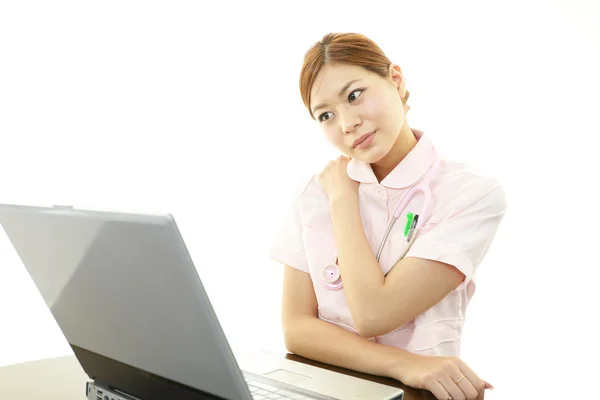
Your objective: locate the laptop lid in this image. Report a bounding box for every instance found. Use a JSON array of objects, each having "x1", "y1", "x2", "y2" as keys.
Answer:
[{"x1": 0, "y1": 203, "x2": 253, "y2": 400}]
